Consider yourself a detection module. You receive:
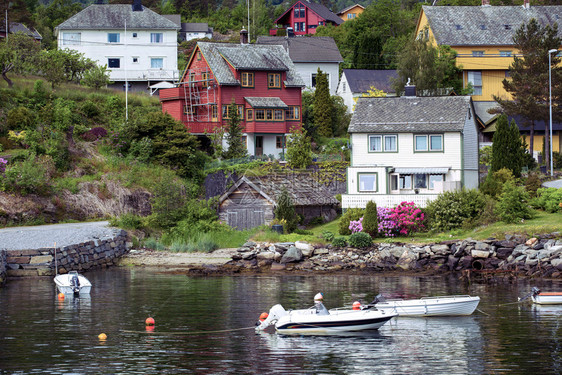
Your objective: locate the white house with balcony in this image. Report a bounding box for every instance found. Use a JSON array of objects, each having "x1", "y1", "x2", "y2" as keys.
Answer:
[
  {"x1": 55, "y1": 0, "x2": 180, "y2": 92},
  {"x1": 342, "y1": 88, "x2": 479, "y2": 210}
]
